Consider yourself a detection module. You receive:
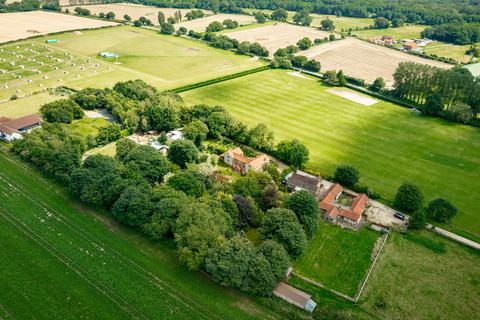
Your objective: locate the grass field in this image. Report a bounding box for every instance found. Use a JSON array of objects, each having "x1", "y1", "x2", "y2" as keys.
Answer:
[
  {"x1": 423, "y1": 42, "x2": 475, "y2": 63},
  {"x1": 32, "y1": 26, "x2": 265, "y2": 90},
  {"x1": 0, "y1": 40, "x2": 112, "y2": 100},
  {"x1": 294, "y1": 223, "x2": 380, "y2": 296},
  {"x1": 181, "y1": 69, "x2": 480, "y2": 239},
  {"x1": 0, "y1": 150, "x2": 284, "y2": 319},
  {"x1": 243, "y1": 9, "x2": 373, "y2": 31},
  {"x1": 360, "y1": 231, "x2": 480, "y2": 319},
  {"x1": 352, "y1": 25, "x2": 426, "y2": 41},
  {"x1": 0, "y1": 92, "x2": 59, "y2": 117}
]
